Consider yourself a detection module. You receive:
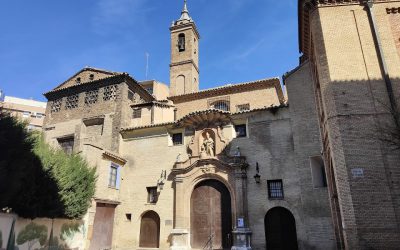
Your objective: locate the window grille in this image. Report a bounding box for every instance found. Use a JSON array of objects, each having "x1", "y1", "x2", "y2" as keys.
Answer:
[
  {"x1": 85, "y1": 89, "x2": 99, "y2": 105},
  {"x1": 51, "y1": 99, "x2": 62, "y2": 113},
  {"x1": 109, "y1": 165, "x2": 118, "y2": 188},
  {"x1": 147, "y1": 187, "x2": 158, "y2": 203},
  {"x1": 236, "y1": 103, "x2": 250, "y2": 112},
  {"x1": 133, "y1": 108, "x2": 142, "y2": 118},
  {"x1": 103, "y1": 85, "x2": 119, "y2": 101},
  {"x1": 172, "y1": 133, "x2": 183, "y2": 145},
  {"x1": 58, "y1": 137, "x2": 74, "y2": 155},
  {"x1": 65, "y1": 94, "x2": 79, "y2": 110},
  {"x1": 208, "y1": 96, "x2": 230, "y2": 111},
  {"x1": 267, "y1": 180, "x2": 284, "y2": 199}
]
